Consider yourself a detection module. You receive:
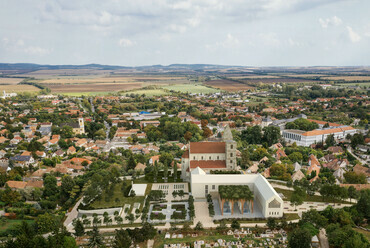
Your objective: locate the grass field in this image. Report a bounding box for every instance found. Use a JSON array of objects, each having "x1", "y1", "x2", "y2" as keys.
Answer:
[
  {"x1": 0, "y1": 219, "x2": 35, "y2": 232},
  {"x1": 0, "y1": 85, "x2": 39, "y2": 93},
  {"x1": 162, "y1": 84, "x2": 220, "y2": 94},
  {"x1": 274, "y1": 188, "x2": 352, "y2": 204},
  {"x1": 337, "y1": 82, "x2": 370, "y2": 87},
  {"x1": 353, "y1": 228, "x2": 370, "y2": 241},
  {"x1": 123, "y1": 89, "x2": 168, "y2": 96},
  {"x1": 89, "y1": 182, "x2": 152, "y2": 211}
]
